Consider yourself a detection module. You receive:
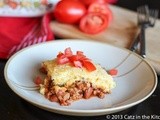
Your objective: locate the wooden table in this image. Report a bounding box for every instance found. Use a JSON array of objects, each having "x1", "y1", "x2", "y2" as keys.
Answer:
[{"x1": 50, "y1": 5, "x2": 160, "y2": 74}]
